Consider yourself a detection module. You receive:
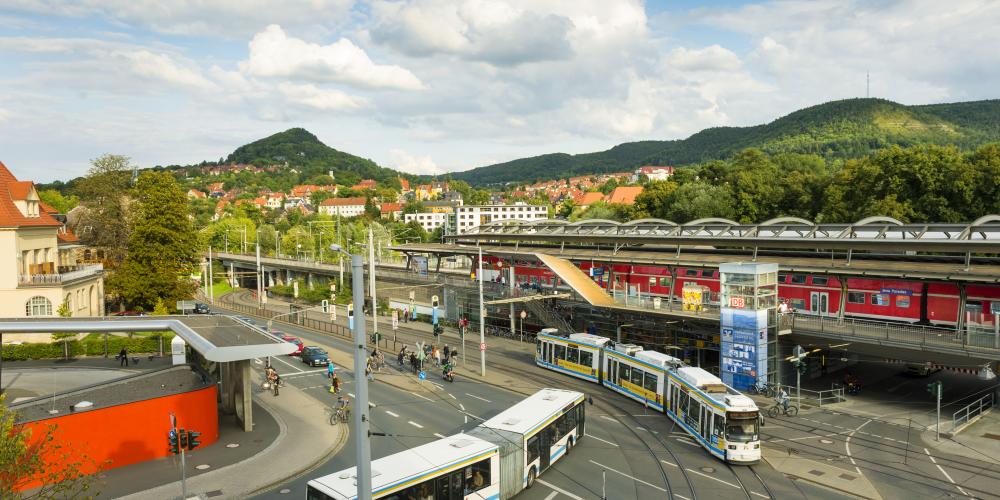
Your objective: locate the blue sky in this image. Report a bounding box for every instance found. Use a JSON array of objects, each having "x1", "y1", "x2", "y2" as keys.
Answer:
[{"x1": 1, "y1": 0, "x2": 998, "y2": 182}]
